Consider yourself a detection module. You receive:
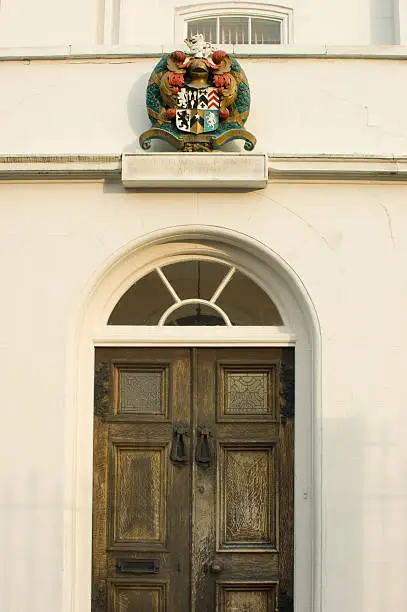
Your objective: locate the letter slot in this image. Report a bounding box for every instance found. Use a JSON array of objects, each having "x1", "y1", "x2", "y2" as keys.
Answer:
[{"x1": 116, "y1": 558, "x2": 159, "y2": 574}]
